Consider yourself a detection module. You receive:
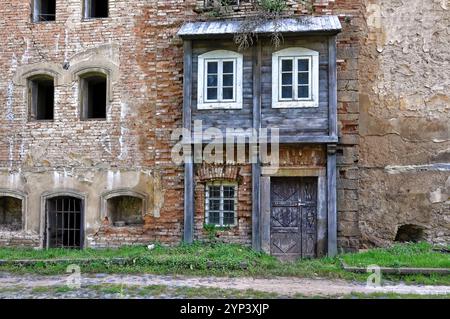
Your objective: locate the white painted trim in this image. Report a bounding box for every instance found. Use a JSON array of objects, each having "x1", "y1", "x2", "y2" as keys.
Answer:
[
  {"x1": 205, "y1": 181, "x2": 238, "y2": 227},
  {"x1": 198, "y1": 50, "x2": 243, "y2": 110},
  {"x1": 272, "y1": 47, "x2": 319, "y2": 108}
]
